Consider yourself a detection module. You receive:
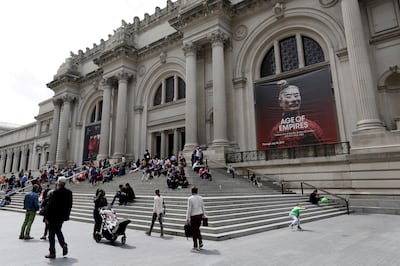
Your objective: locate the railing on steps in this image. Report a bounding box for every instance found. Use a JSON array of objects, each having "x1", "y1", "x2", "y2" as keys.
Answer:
[
  {"x1": 301, "y1": 181, "x2": 350, "y2": 215},
  {"x1": 225, "y1": 142, "x2": 350, "y2": 163}
]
